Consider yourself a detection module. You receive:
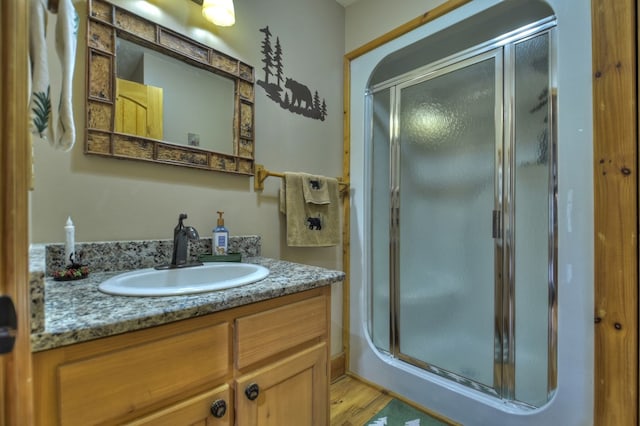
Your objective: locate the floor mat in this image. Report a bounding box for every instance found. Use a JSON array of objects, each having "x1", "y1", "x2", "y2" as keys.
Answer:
[{"x1": 364, "y1": 398, "x2": 450, "y2": 426}]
